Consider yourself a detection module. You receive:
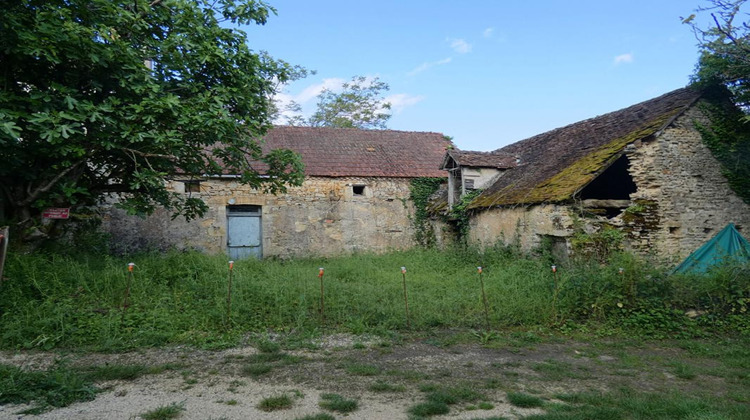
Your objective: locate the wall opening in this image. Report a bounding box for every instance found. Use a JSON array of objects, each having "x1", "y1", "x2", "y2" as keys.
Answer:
[
  {"x1": 579, "y1": 155, "x2": 637, "y2": 200},
  {"x1": 352, "y1": 185, "x2": 366, "y2": 196},
  {"x1": 183, "y1": 180, "x2": 201, "y2": 193}
]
